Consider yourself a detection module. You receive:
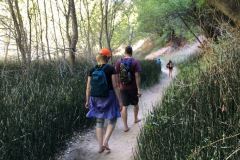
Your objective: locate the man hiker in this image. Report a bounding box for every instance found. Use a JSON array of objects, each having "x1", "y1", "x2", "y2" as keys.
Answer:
[{"x1": 115, "y1": 46, "x2": 142, "y2": 132}]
